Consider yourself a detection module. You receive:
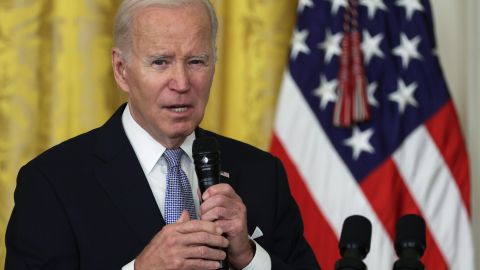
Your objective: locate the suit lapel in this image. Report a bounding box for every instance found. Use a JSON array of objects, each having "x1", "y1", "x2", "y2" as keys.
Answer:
[{"x1": 93, "y1": 105, "x2": 164, "y2": 246}]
